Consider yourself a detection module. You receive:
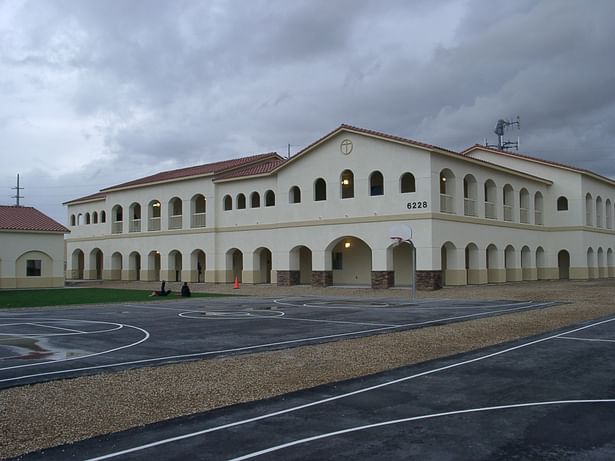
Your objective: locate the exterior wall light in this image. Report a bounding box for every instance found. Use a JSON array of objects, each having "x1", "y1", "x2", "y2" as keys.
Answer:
[{"x1": 344, "y1": 242, "x2": 351, "y2": 248}]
